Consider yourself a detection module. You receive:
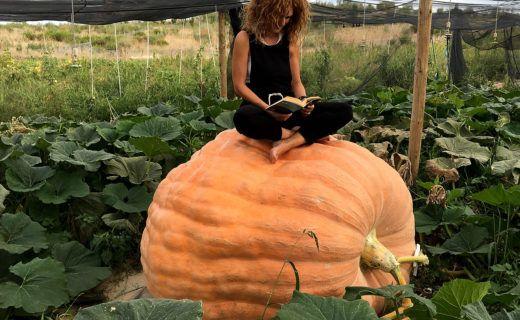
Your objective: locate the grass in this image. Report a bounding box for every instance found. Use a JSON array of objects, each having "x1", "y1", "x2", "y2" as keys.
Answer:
[{"x1": 0, "y1": 20, "x2": 518, "y2": 122}]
